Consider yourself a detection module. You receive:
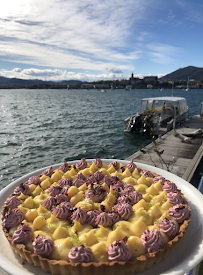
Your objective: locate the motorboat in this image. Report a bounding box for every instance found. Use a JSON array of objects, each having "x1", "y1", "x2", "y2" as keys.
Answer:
[
  {"x1": 125, "y1": 85, "x2": 132, "y2": 90},
  {"x1": 124, "y1": 97, "x2": 188, "y2": 135}
]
